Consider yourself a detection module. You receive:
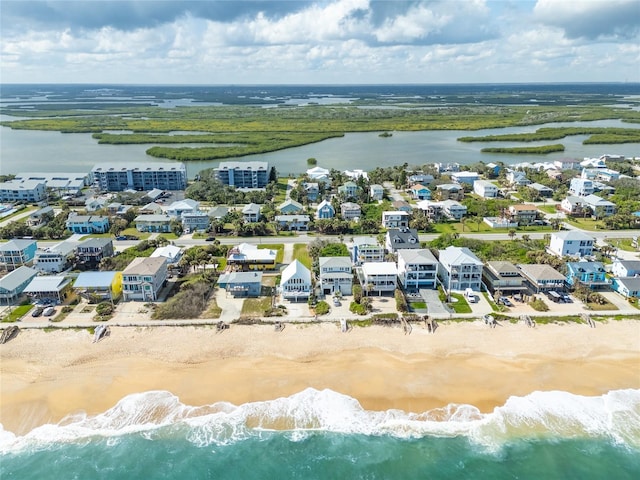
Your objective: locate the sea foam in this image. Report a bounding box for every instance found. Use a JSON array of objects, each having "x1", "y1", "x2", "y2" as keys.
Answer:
[{"x1": 1, "y1": 388, "x2": 638, "y2": 454}]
